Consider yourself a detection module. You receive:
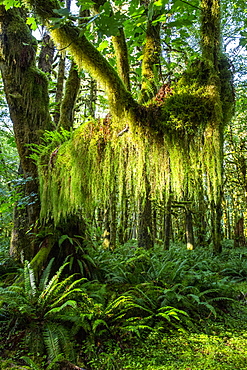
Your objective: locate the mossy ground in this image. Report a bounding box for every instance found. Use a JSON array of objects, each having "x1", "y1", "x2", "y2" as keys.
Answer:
[
  {"x1": 85, "y1": 317, "x2": 247, "y2": 369},
  {"x1": 2, "y1": 325, "x2": 247, "y2": 369}
]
